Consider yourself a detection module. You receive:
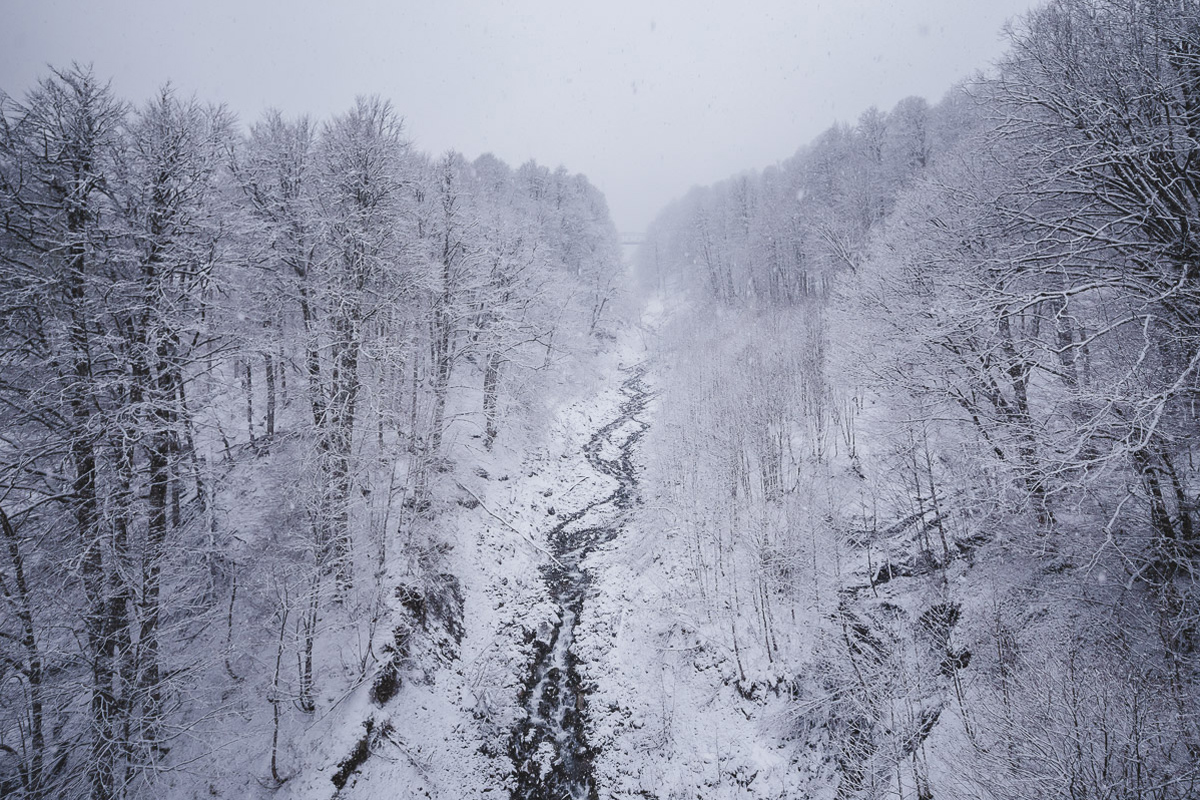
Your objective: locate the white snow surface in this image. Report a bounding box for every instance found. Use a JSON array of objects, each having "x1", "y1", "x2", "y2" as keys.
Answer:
[
  {"x1": 269, "y1": 333, "x2": 641, "y2": 799},
  {"x1": 178, "y1": 296, "x2": 846, "y2": 800}
]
